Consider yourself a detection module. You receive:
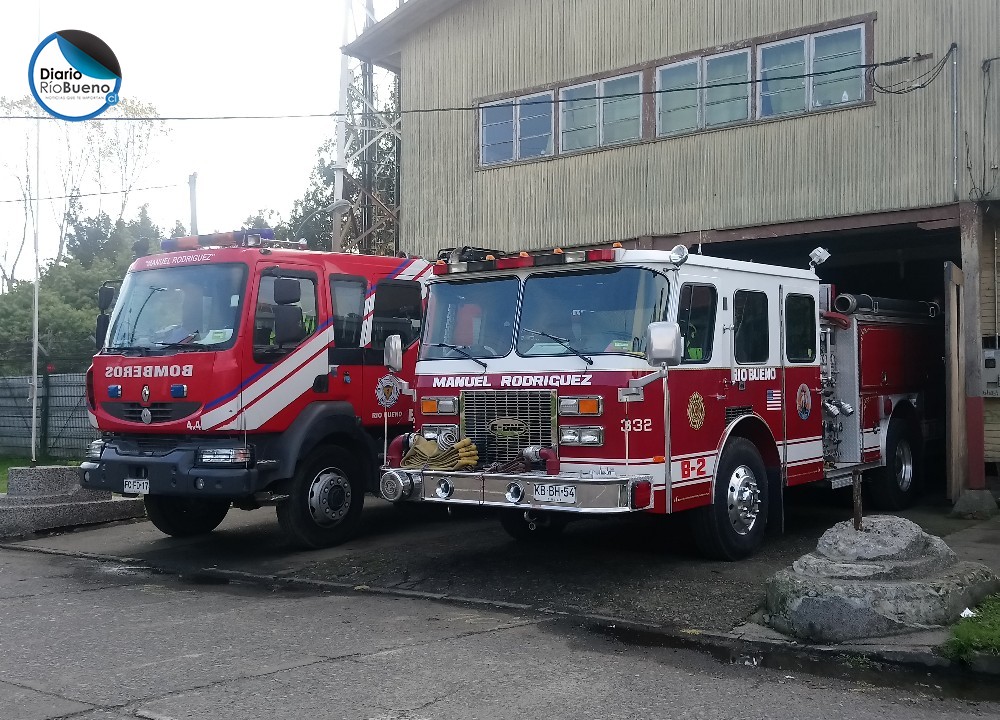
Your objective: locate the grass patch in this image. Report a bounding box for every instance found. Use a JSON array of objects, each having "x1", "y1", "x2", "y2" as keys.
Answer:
[
  {"x1": 944, "y1": 594, "x2": 1000, "y2": 661},
  {"x1": 0, "y1": 456, "x2": 79, "y2": 494}
]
